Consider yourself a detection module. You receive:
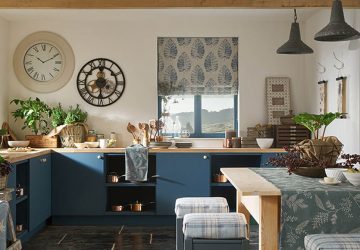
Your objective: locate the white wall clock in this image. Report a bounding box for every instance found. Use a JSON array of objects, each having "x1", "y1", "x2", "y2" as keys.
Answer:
[{"x1": 13, "y1": 31, "x2": 75, "y2": 93}]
